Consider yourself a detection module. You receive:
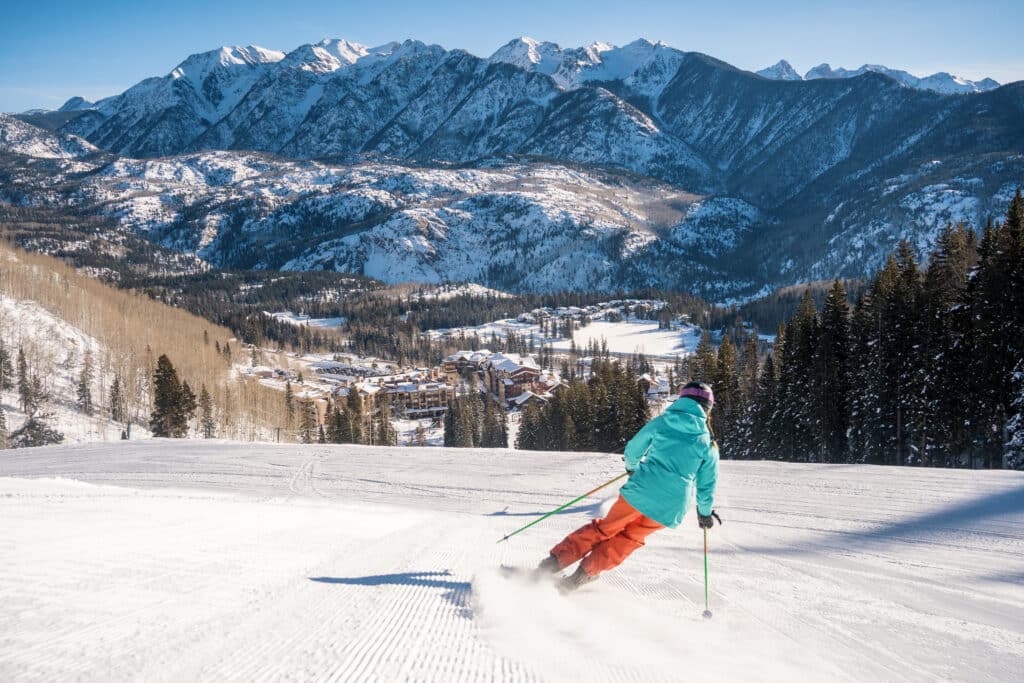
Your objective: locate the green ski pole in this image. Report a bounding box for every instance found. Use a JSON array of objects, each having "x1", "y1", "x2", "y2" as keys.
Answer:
[
  {"x1": 702, "y1": 527, "x2": 713, "y2": 618},
  {"x1": 497, "y1": 472, "x2": 630, "y2": 543}
]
